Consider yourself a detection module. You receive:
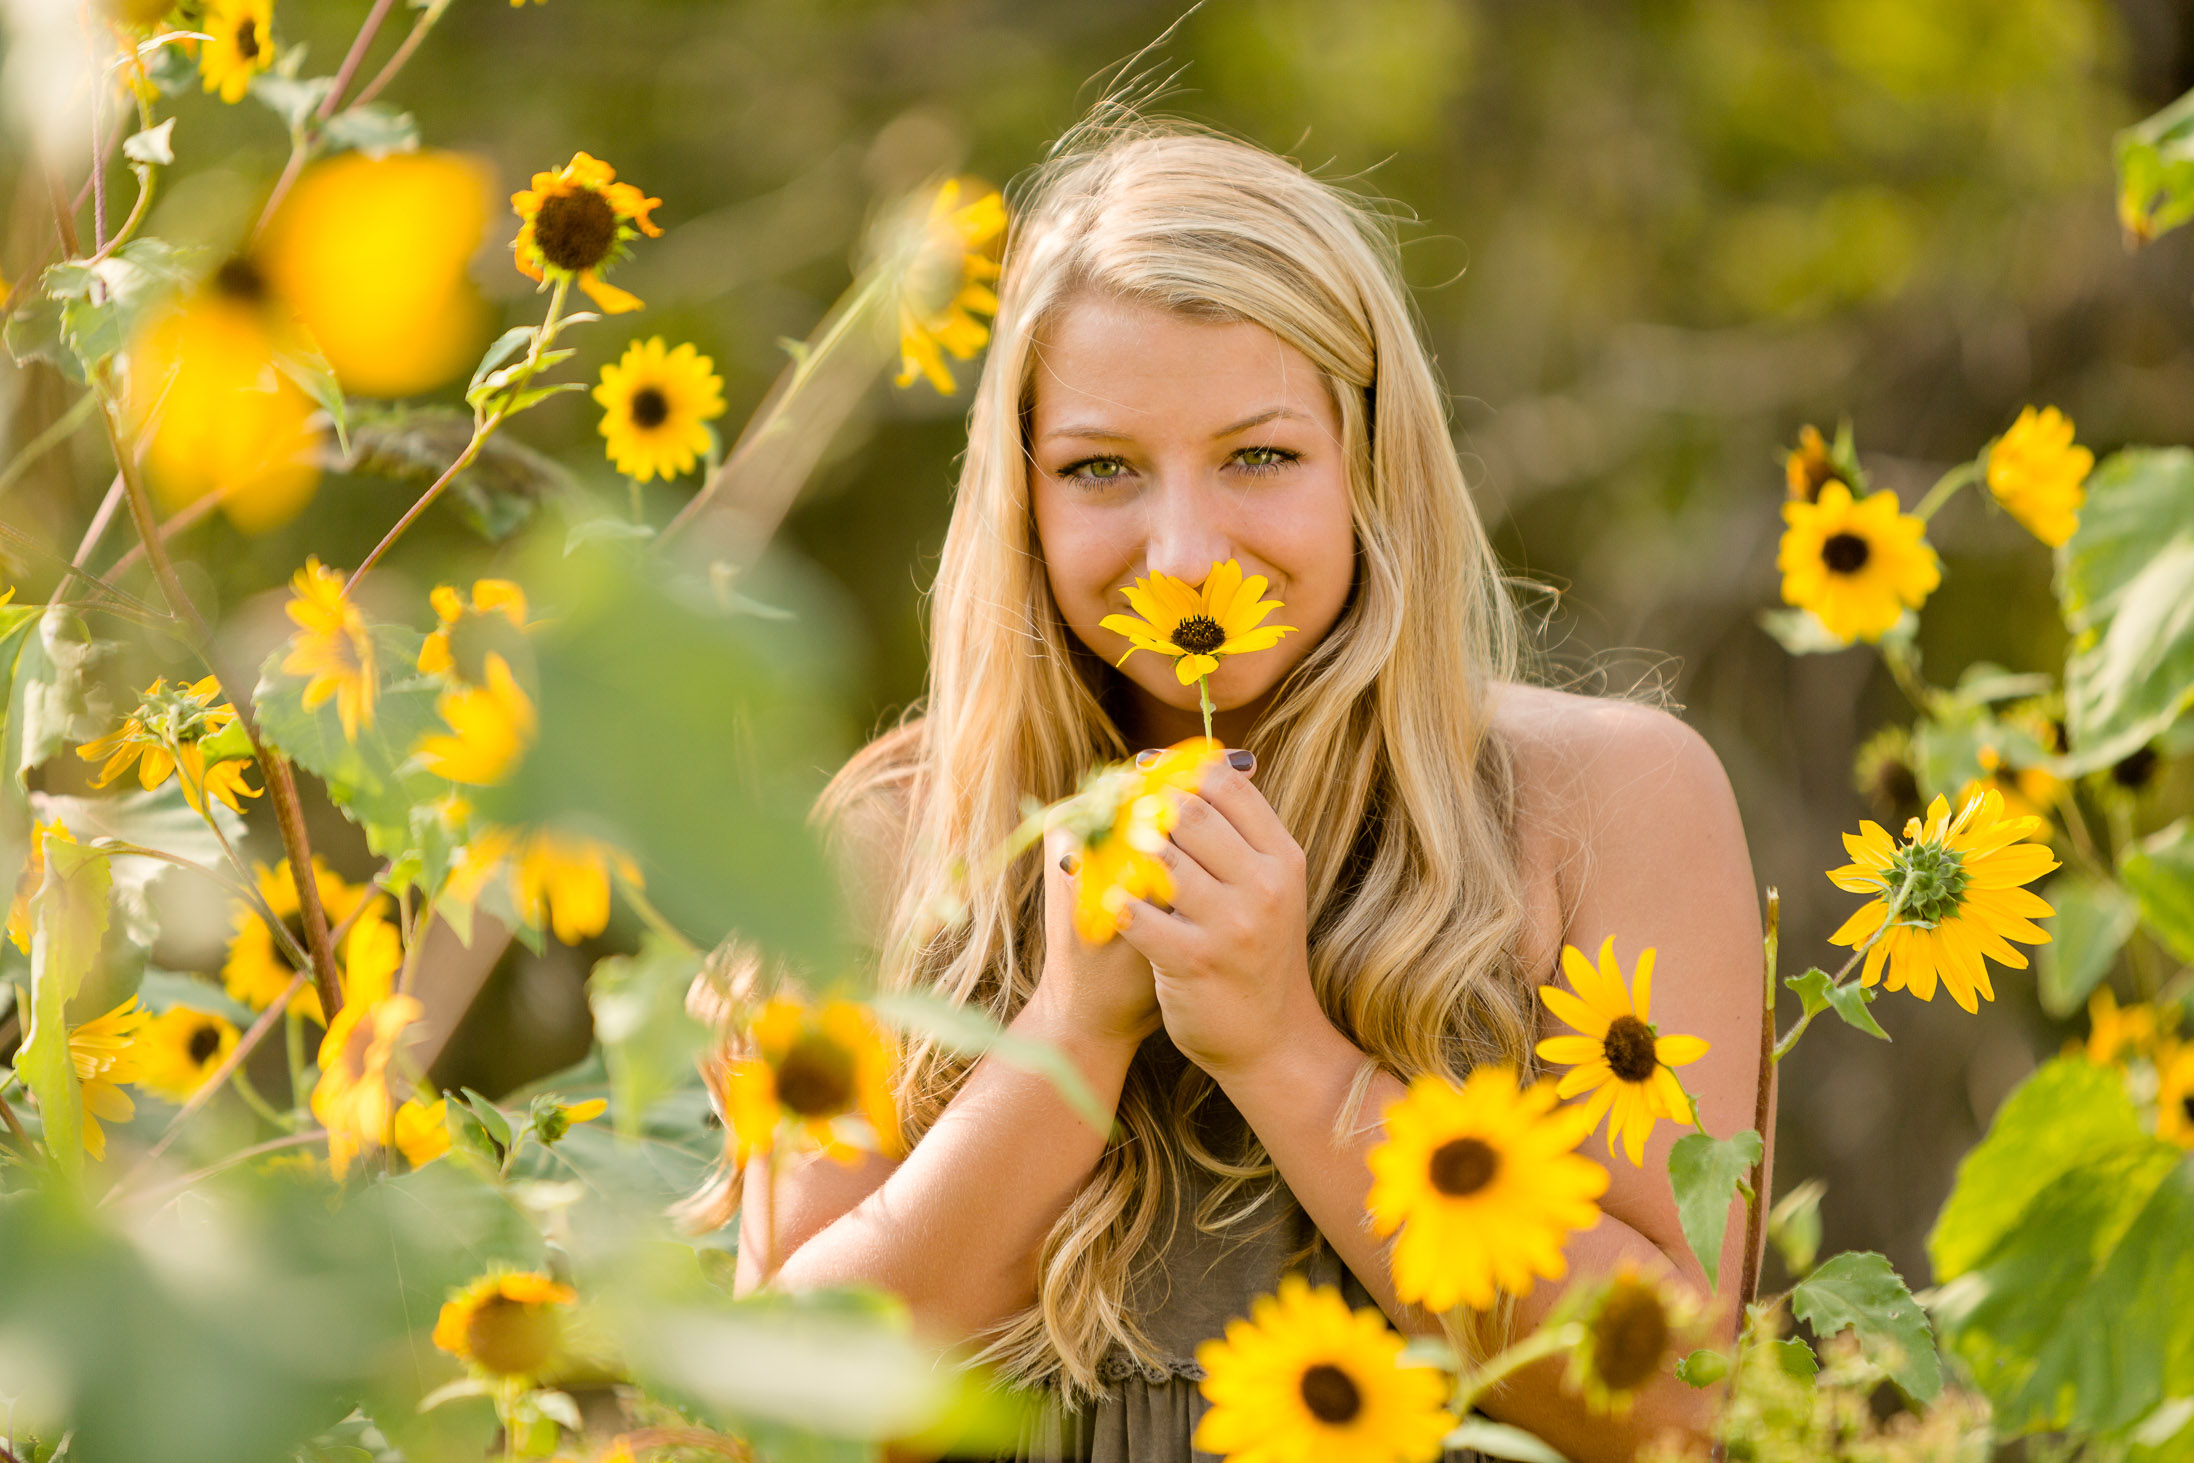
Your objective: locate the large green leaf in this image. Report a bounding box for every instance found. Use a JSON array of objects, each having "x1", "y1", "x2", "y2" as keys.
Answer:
[
  {"x1": 7, "y1": 605, "x2": 110, "y2": 786},
  {"x1": 34, "y1": 786, "x2": 241, "y2": 950},
  {"x1": 2119, "y1": 819, "x2": 2194, "y2": 966},
  {"x1": 11, "y1": 837, "x2": 113, "y2": 1181},
  {"x1": 1667, "y1": 1128, "x2": 1761, "y2": 1292},
  {"x1": 1789, "y1": 1251, "x2": 1940, "y2": 1402},
  {"x1": 2056, "y1": 448, "x2": 2194, "y2": 770},
  {"x1": 587, "y1": 935, "x2": 708, "y2": 1141},
  {"x1": 2037, "y1": 874, "x2": 2141, "y2": 1016}
]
